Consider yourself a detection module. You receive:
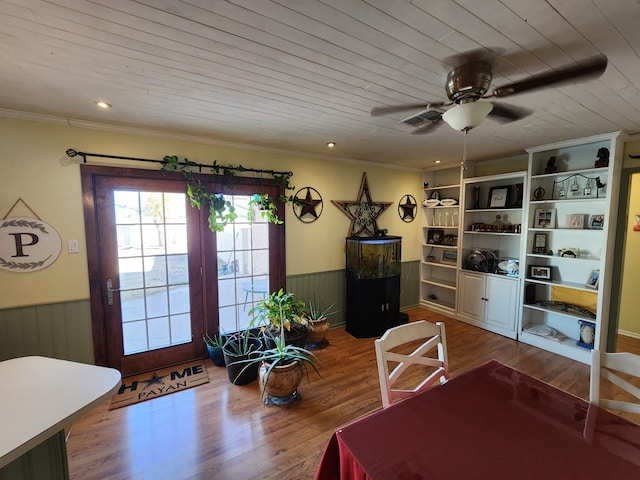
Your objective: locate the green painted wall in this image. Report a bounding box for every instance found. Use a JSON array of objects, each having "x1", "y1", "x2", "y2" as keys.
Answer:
[{"x1": 0, "y1": 262, "x2": 419, "y2": 362}]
